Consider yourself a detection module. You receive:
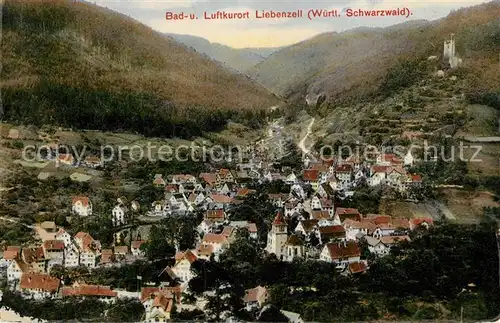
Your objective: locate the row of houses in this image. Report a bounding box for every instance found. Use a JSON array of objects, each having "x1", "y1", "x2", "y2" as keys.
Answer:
[
  {"x1": 265, "y1": 208, "x2": 433, "y2": 272},
  {"x1": 2, "y1": 223, "x2": 146, "y2": 288}
]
